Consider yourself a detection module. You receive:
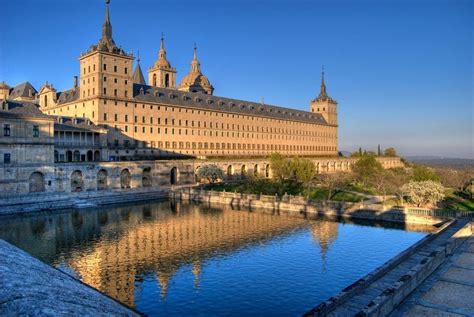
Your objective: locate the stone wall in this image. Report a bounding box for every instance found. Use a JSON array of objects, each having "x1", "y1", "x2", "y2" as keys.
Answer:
[
  {"x1": 0, "y1": 160, "x2": 195, "y2": 197},
  {"x1": 172, "y1": 188, "x2": 467, "y2": 225}
]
